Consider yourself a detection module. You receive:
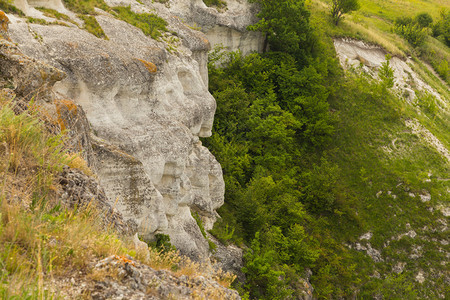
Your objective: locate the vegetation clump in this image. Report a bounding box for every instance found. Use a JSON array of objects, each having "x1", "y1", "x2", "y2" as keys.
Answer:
[
  {"x1": 203, "y1": 0, "x2": 227, "y2": 9},
  {"x1": 35, "y1": 7, "x2": 77, "y2": 25},
  {"x1": 112, "y1": 6, "x2": 168, "y2": 40},
  {"x1": 192, "y1": 212, "x2": 217, "y2": 252},
  {"x1": 62, "y1": 0, "x2": 110, "y2": 14},
  {"x1": 79, "y1": 15, "x2": 108, "y2": 39},
  {"x1": 432, "y1": 10, "x2": 450, "y2": 46},
  {"x1": 0, "y1": 1, "x2": 24, "y2": 16},
  {"x1": 393, "y1": 17, "x2": 428, "y2": 47}
]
